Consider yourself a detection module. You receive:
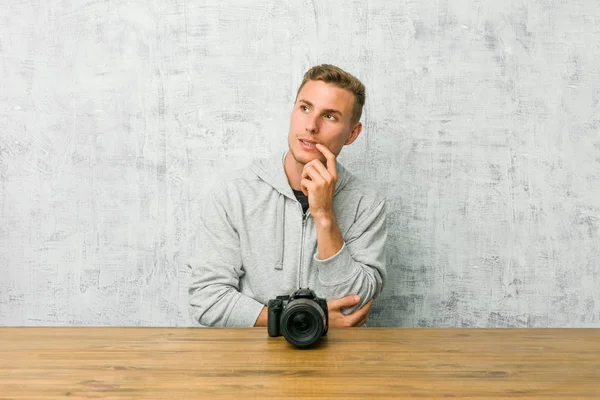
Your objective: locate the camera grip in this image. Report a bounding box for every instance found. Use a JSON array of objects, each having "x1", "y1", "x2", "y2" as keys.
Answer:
[{"x1": 267, "y1": 299, "x2": 281, "y2": 337}]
